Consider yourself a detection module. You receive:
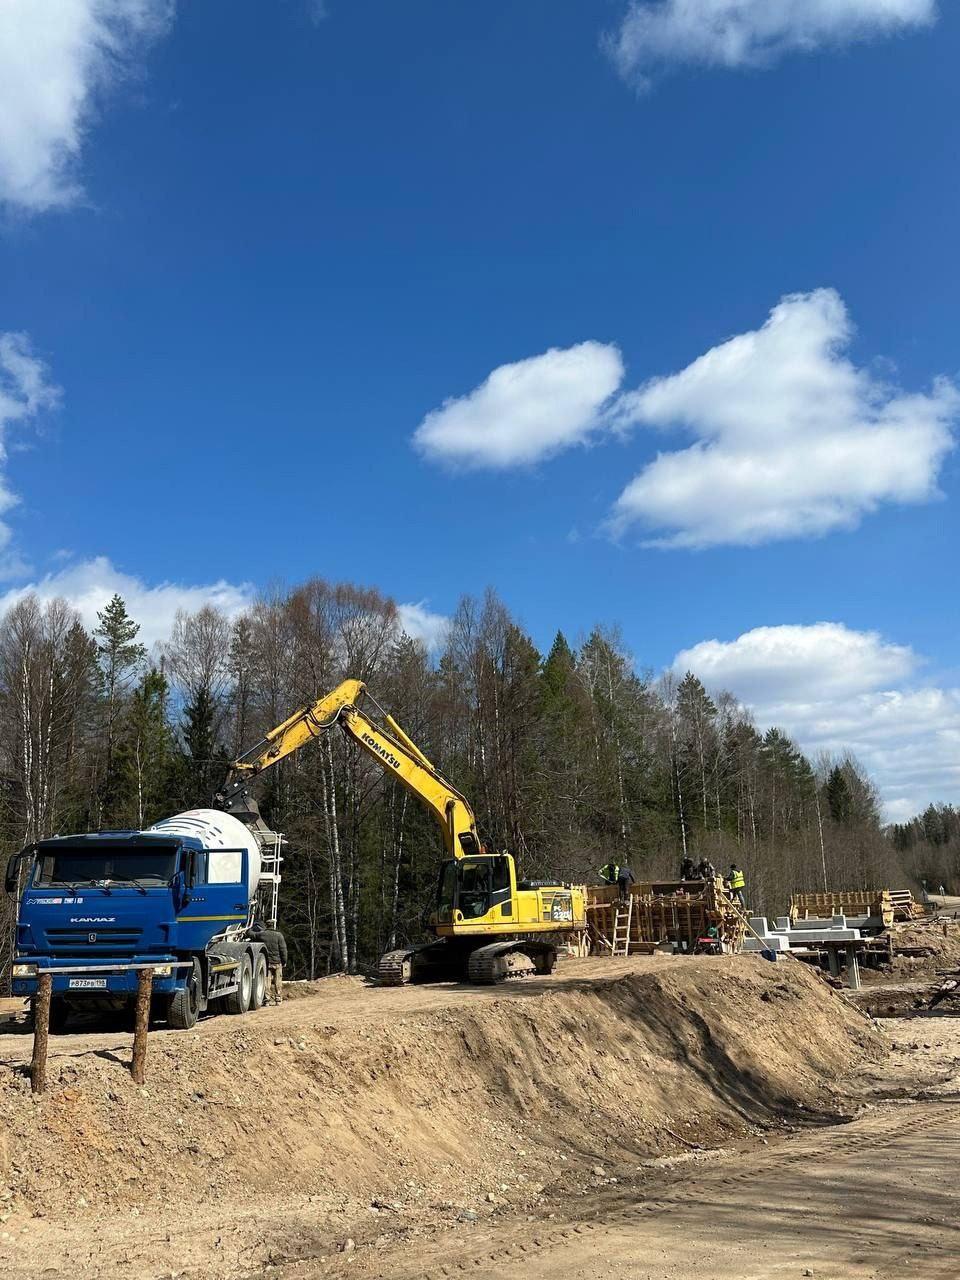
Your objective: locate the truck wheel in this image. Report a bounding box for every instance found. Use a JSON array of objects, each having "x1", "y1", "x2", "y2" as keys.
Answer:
[
  {"x1": 225, "y1": 955, "x2": 252, "y2": 1015},
  {"x1": 167, "y1": 958, "x2": 202, "y2": 1030},
  {"x1": 252, "y1": 955, "x2": 267, "y2": 1009}
]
